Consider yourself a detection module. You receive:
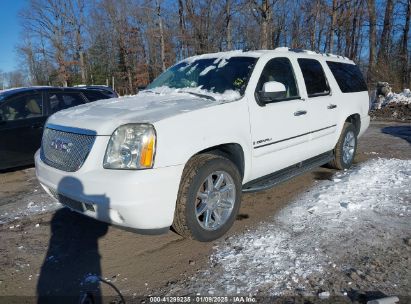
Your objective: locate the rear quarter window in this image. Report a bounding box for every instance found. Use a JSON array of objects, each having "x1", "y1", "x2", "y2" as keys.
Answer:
[{"x1": 326, "y1": 61, "x2": 368, "y2": 93}]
